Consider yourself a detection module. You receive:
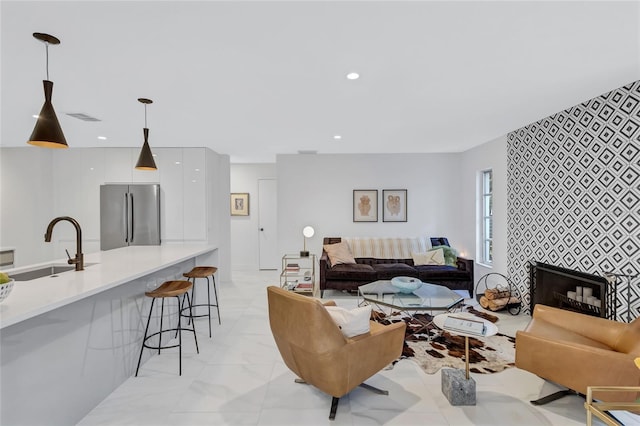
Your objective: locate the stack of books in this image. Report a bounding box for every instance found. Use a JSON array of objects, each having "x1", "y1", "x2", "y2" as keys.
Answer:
[
  {"x1": 294, "y1": 282, "x2": 313, "y2": 292},
  {"x1": 285, "y1": 263, "x2": 300, "y2": 272},
  {"x1": 443, "y1": 316, "x2": 486, "y2": 336}
]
